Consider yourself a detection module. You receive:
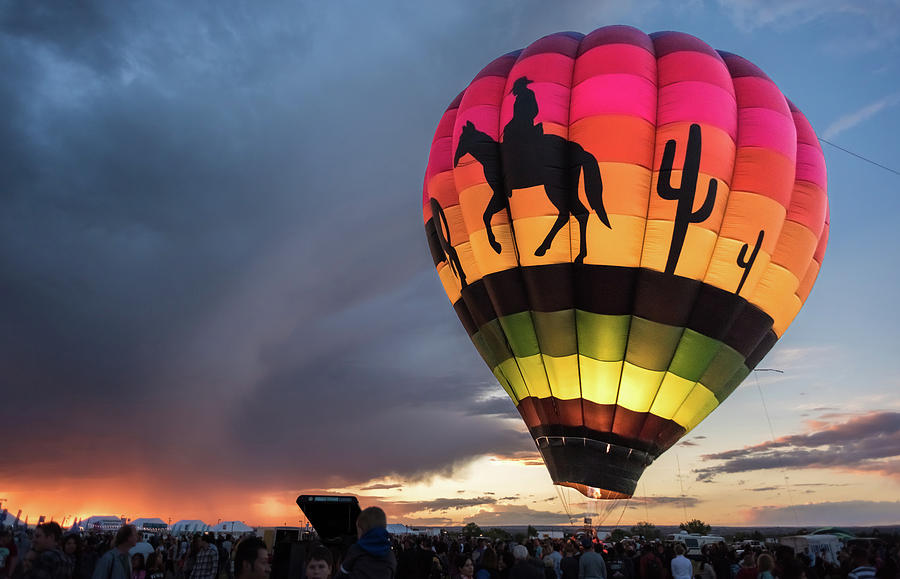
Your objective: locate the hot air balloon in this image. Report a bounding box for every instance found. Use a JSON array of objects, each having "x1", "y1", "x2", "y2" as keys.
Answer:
[{"x1": 422, "y1": 26, "x2": 829, "y2": 500}]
